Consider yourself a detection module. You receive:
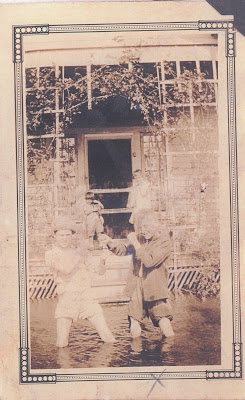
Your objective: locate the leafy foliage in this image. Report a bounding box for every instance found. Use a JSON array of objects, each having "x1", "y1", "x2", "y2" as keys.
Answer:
[
  {"x1": 26, "y1": 60, "x2": 216, "y2": 181},
  {"x1": 180, "y1": 231, "x2": 220, "y2": 299},
  {"x1": 26, "y1": 61, "x2": 216, "y2": 136},
  {"x1": 195, "y1": 265, "x2": 220, "y2": 299}
]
